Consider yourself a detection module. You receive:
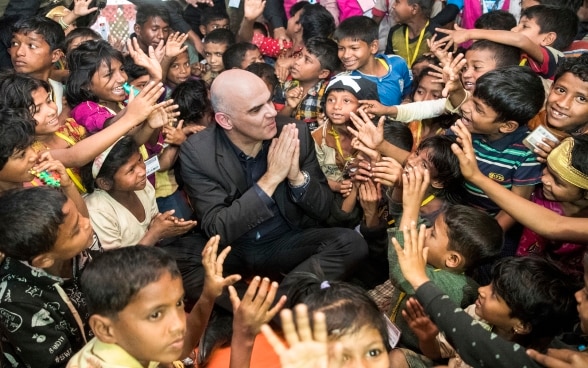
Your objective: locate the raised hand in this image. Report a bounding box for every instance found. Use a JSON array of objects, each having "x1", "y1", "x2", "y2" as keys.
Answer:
[
  {"x1": 71, "y1": 0, "x2": 99, "y2": 17},
  {"x1": 435, "y1": 24, "x2": 471, "y2": 49},
  {"x1": 165, "y1": 32, "x2": 189, "y2": 59},
  {"x1": 427, "y1": 51, "x2": 466, "y2": 98},
  {"x1": 285, "y1": 85, "x2": 304, "y2": 109},
  {"x1": 450, "y1": 120, "x2": 483, "y2": 182},
  {"x1": 371, "y1": 157, "x2": 403, "y2": 187},
  {"x1": 126, "y1": 38, "x2": 163, "y2": 81},
  {"x1": 402, "y1": 297, "x2": 439, "y2": 342},
  {"x1": 392, "y1": 222, "x2": 430, "y2": 289},
  {"x1": 426, "y1": 33, "x2": 453, "y2": 66},
  {"x1": 348, "y1": 110, "x2": 385, "y2": 150},
  {"x1": 244, "y1": 0, "x2": 266, "y2": 22},
  {"x1": 202, "y1": 235, "x2": 241, "y2": 300},
  {"x1": 125, "y1": 81, "x2": 167, "y2": 122}
]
